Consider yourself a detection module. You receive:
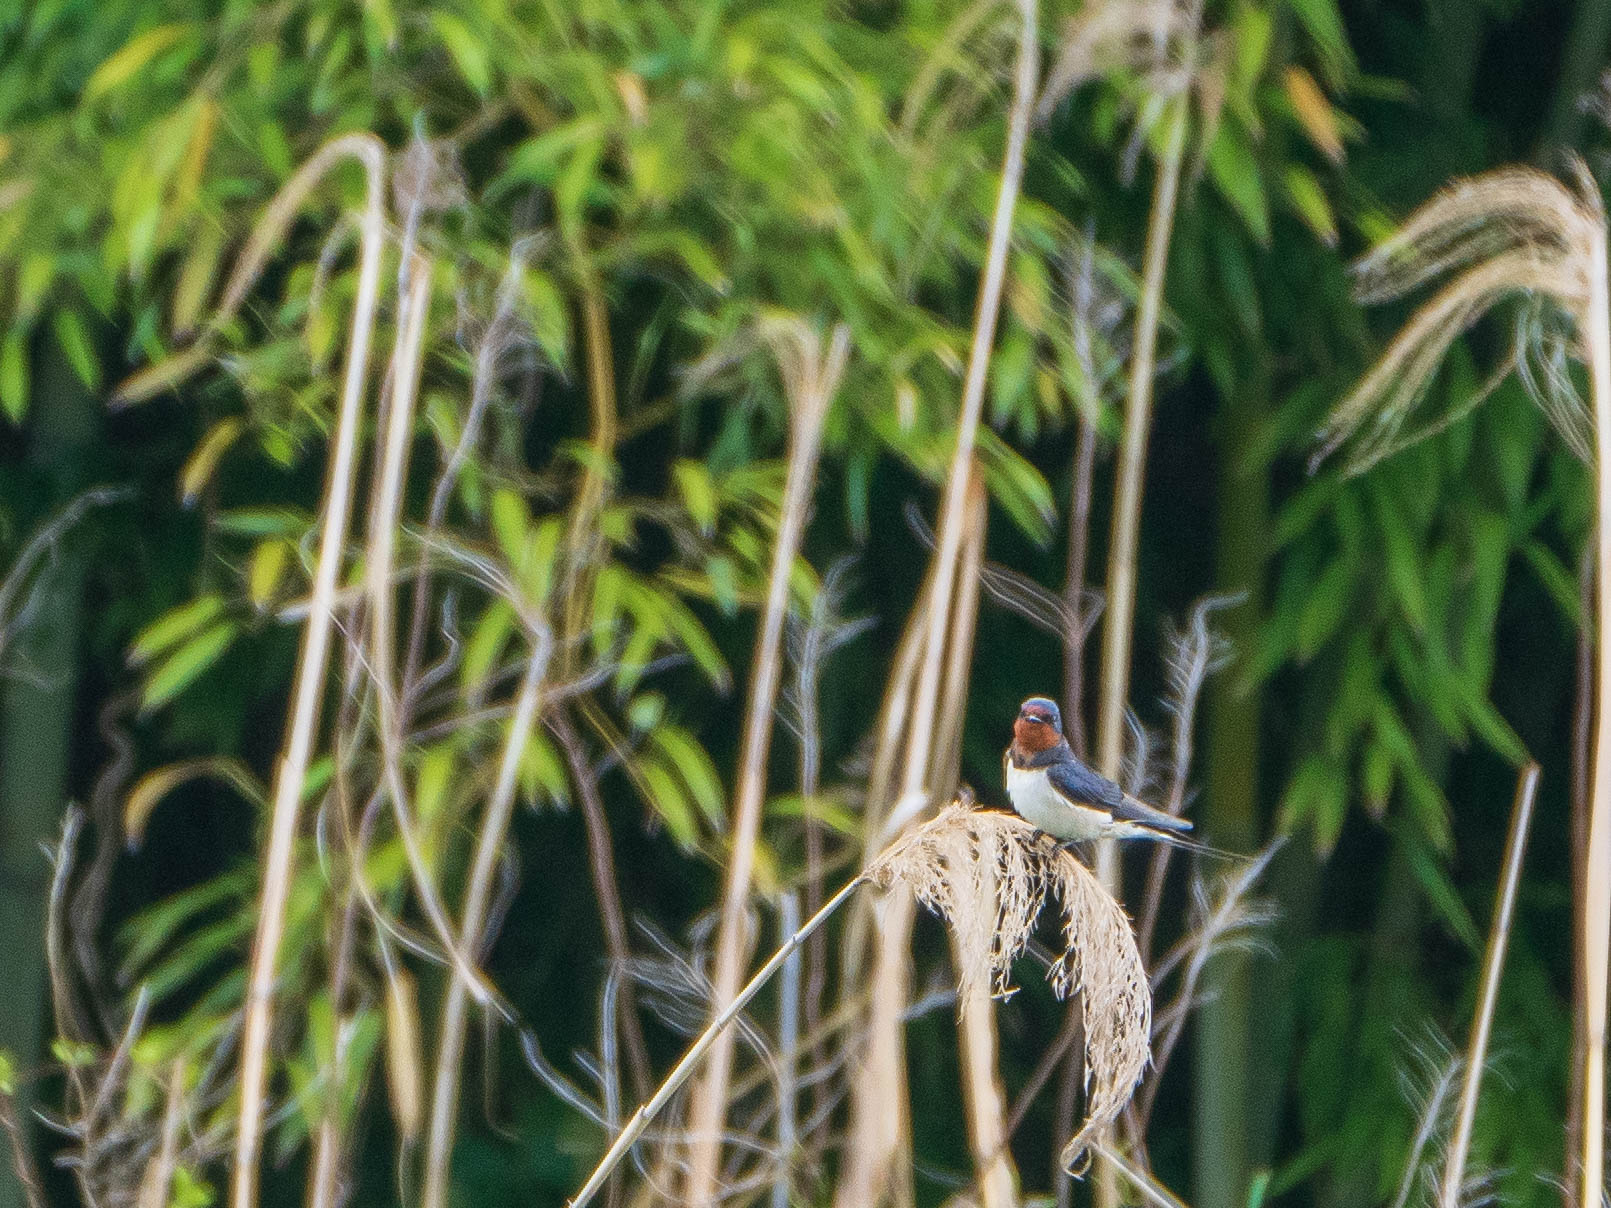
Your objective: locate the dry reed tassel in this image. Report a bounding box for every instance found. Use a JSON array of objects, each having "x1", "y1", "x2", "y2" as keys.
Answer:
[
  {"x1": 230, "y1": 133, "x2": 386, "y2": 1208},
  {"x1": 1439, "y1": 764, "x2": 1539, "y2": 1208},
  {"x1": 838, "y1": 3, "x2": 1037, "y2": 1200},
  {"x1": 869, "y1": 805, "x2": 1151, "y2": 1168},
  {"x1": 680, "y1": 320, "x2": 847, "y2": 1207},
  {"x1": 574, "y1": 803, "x2": 1149, "y2": 1208}
]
